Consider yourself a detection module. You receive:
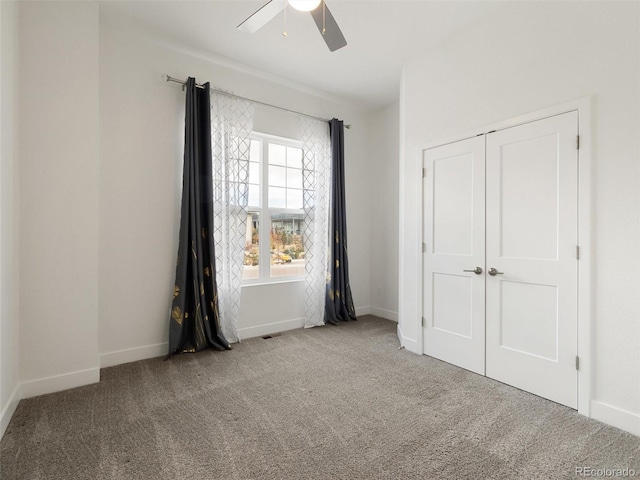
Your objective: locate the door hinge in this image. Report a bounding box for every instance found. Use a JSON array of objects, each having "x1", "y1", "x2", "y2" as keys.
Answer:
[
  {"x1": 575, "y1": 356, "x2": 580, "y2": 370},
  {"x1": 422, "y1": 242, "x2": 426, "y2": 253},
  {"x1": 576, "y1": 245, "x2": 580, "y2": 260},
  {"x1": 422, "y1": 167, "x2": 427, "y2": 178},
  {"x1": 576, "y1": 135, "x2": 580, "y2": 150},
  {"x1": 421, "y1": 317, "x2": 426, "y2": 327}
]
